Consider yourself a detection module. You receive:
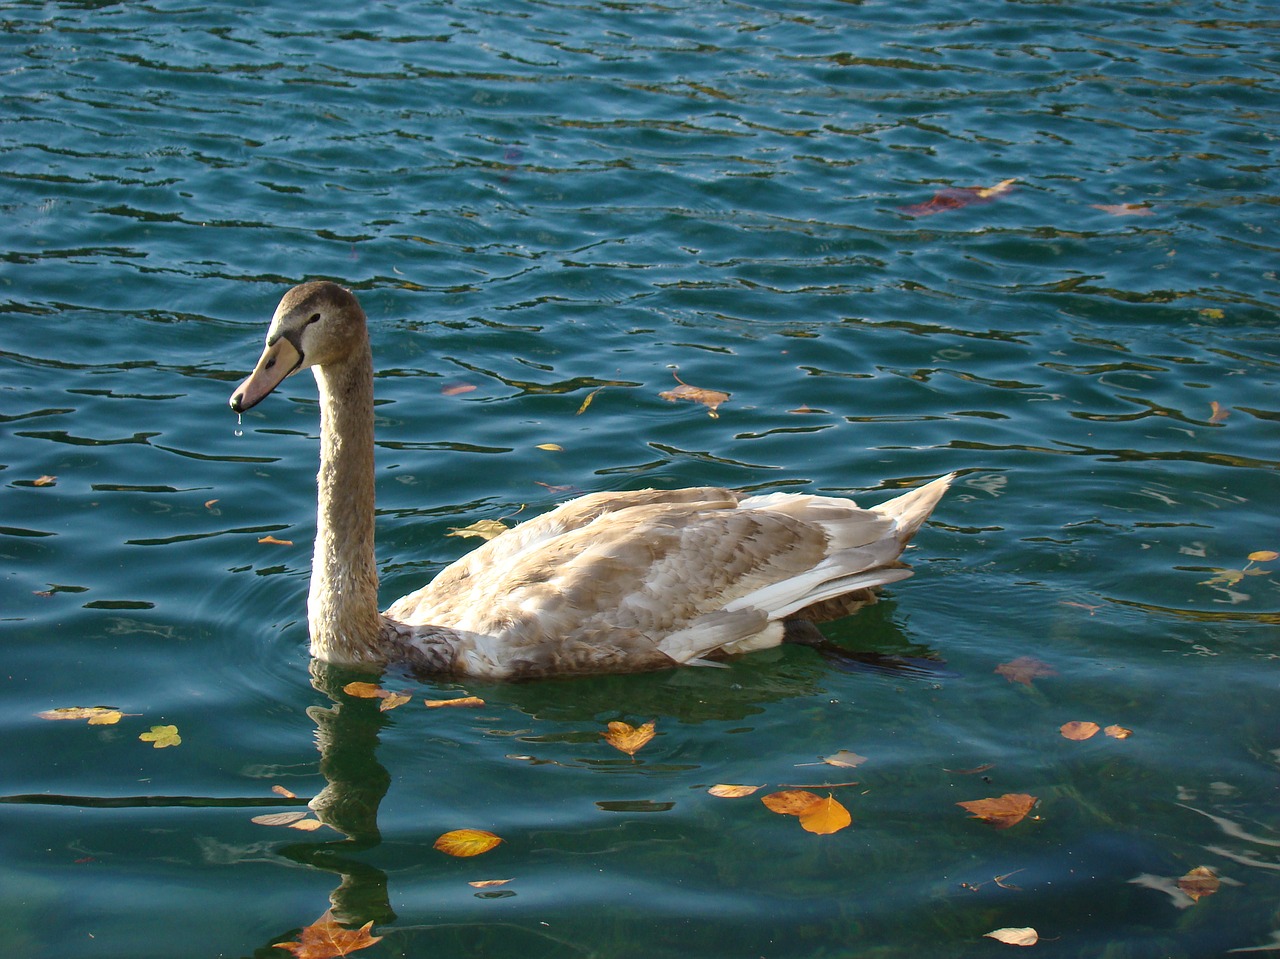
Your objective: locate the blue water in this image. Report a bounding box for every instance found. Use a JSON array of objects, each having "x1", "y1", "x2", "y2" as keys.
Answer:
[{"x1": 3, "y1": 1, "x2": 1279, "y2": 956}]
